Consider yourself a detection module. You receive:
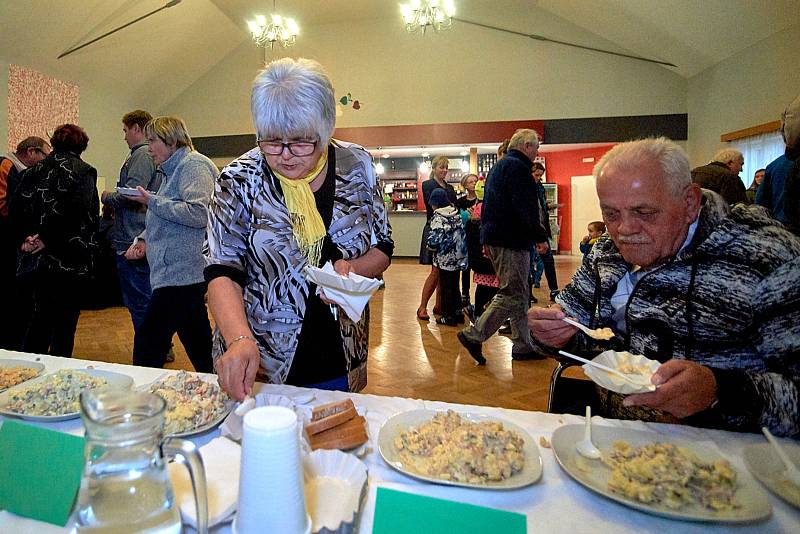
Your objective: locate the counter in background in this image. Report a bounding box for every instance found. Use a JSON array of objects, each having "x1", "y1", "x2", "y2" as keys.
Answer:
[{"x1": 388, "y1": 211, "x2": 427, "y2": 257}]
